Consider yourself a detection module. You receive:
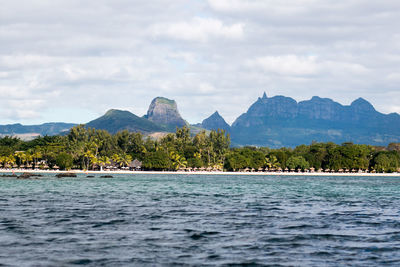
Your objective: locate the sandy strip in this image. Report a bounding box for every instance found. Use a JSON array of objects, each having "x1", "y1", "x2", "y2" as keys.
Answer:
[{"x1": 0, "y1": 169, "x2": 399, "y2": 177}]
